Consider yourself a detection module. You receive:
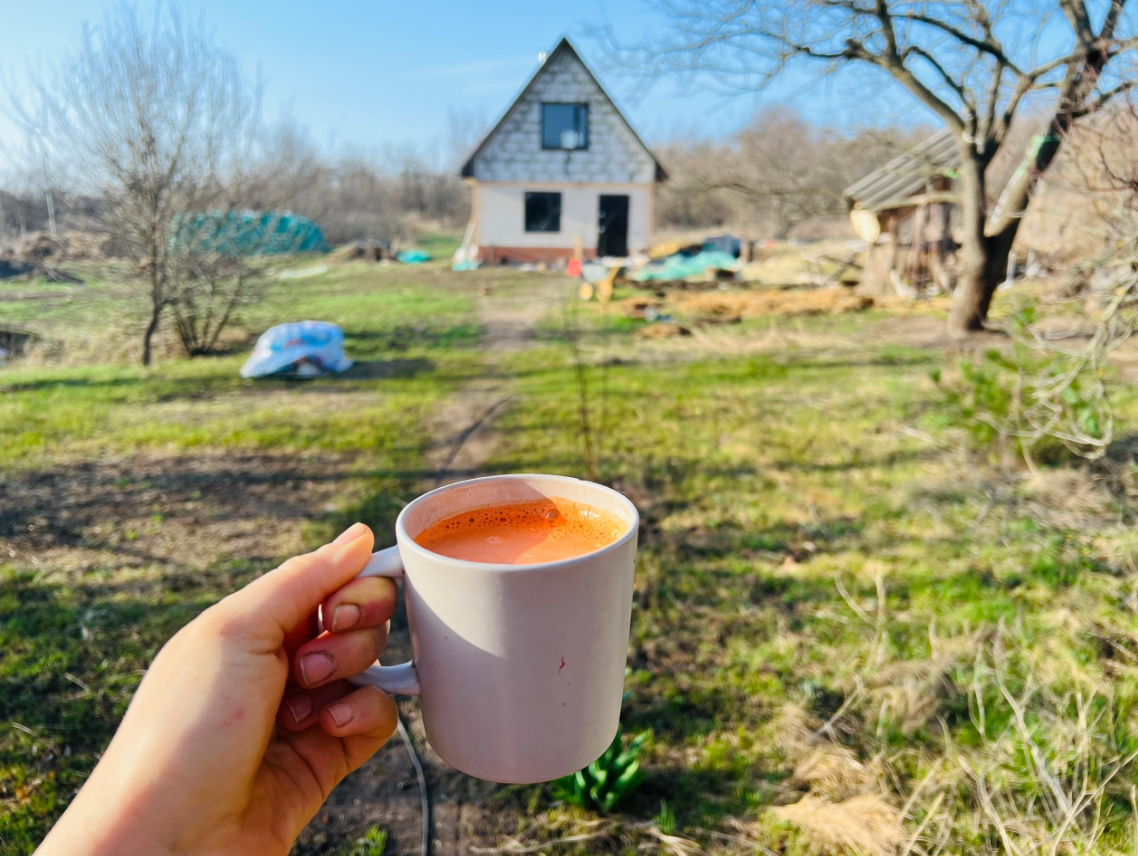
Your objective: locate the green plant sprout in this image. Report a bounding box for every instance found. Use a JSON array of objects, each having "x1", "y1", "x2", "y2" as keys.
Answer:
[{"x1": 552, "y1": 727, "x2": 649, "y2": 813}]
